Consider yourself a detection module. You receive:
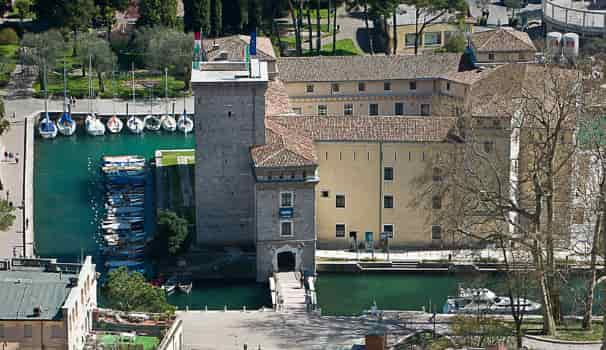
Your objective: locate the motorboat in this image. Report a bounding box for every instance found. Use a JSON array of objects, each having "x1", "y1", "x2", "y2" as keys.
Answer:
[
  {"x1": 38, "y1": 112, "x2": 58, "y2": 139},
  {"x1": 127, "y1": 116, "x2": 144, "y2": 134},
  {"x1": 162, "y1": 278, "x2": 177, "y2": 295},
  {"x1": 105, "y1": 259, "x2": 144, "y2": 269},
  {"x1": 143, "y1": 115, "x2": 162, "y2": 131},
  {"x1": 178, "y1": 279, "x2": 193, "y2": 294},
  {"x1": 103, "y1": 155, "x2": 145, "y2": 165},
  {"x1": 177, "y1": 113, "x2": 194, "y2": 134},
  {"x1": 85, "y1": 114, "x2": 105, "y2": 136},
  {"x1": 161, "y1": 115, "x2": 176, "y2": 132},
  {"x1": 57, "y1": 111, "x2": 76, "y2": 136},
  {"x1": 106, "y1": 115, "x2": 123, "y2": 133},
  {"x1": 443, "y1": 287, "x2": 541, "y2": 314}
]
